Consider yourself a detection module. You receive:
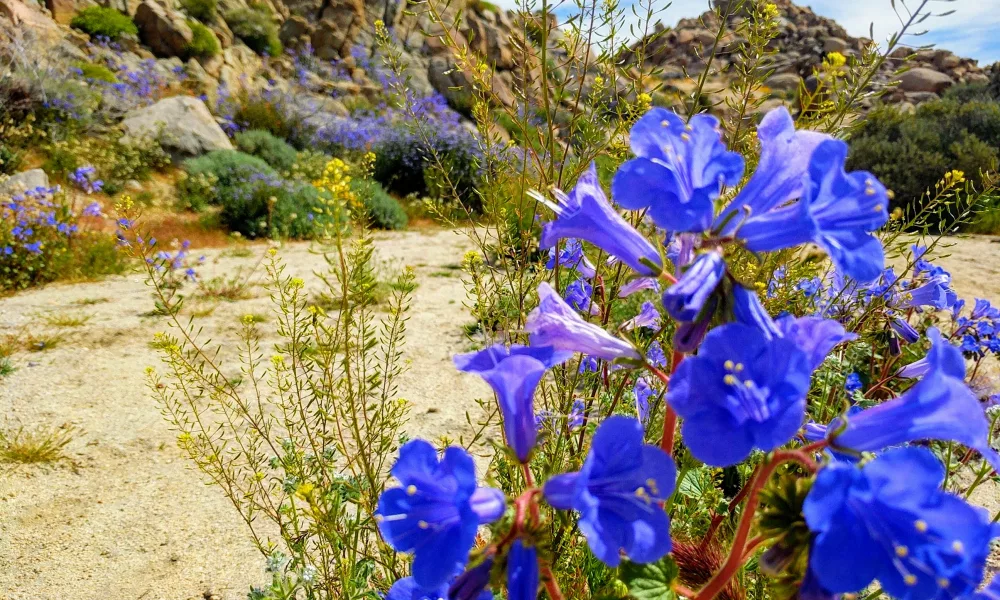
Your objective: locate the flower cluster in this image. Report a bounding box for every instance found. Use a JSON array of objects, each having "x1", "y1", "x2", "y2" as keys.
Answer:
[
  {"x1": 373, "y1": 106, "x2": 1000, "y2": 600},
  {"x1": 69, "y1": 165, "x2": 104, "y2": 194}
]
